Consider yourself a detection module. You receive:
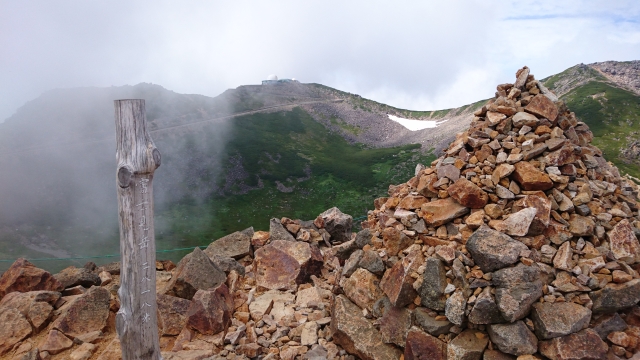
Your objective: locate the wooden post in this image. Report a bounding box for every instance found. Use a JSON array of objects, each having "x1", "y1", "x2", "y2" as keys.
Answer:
[{"x1": 114, "y1": 99, "x2": 162, "y2": 359}]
